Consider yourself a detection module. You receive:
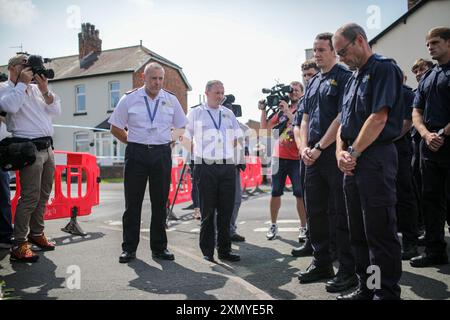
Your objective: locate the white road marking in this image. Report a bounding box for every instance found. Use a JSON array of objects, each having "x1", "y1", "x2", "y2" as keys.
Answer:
[
  {"x1": 264, "y1": 220, "x2": 300, "y2": 224},
  {"x1": 254, "y1": 228, "x2": 299, "y2": 232}
]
